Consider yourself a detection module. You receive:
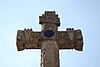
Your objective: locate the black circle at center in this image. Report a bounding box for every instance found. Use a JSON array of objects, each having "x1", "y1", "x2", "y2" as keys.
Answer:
[{"x1": 43, "y1": 30, "x2": 54, "y2": 38}]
